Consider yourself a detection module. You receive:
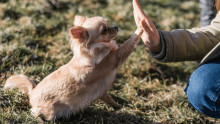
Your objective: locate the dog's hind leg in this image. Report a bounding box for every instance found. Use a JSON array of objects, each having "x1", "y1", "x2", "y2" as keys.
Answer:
[
  {"x1": 100, "y1": 92, "x2": 122, "y2": 109},
  {"x1": 31, "y1": 106, "x2": 56, "y2": 121}
]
